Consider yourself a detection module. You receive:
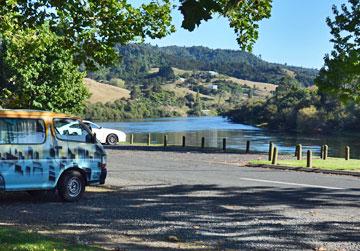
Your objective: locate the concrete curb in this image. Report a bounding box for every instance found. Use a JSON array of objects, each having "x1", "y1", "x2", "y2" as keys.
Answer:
[{"x1": 246, "y1": 164, "x2": 360, "y2": 177}]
